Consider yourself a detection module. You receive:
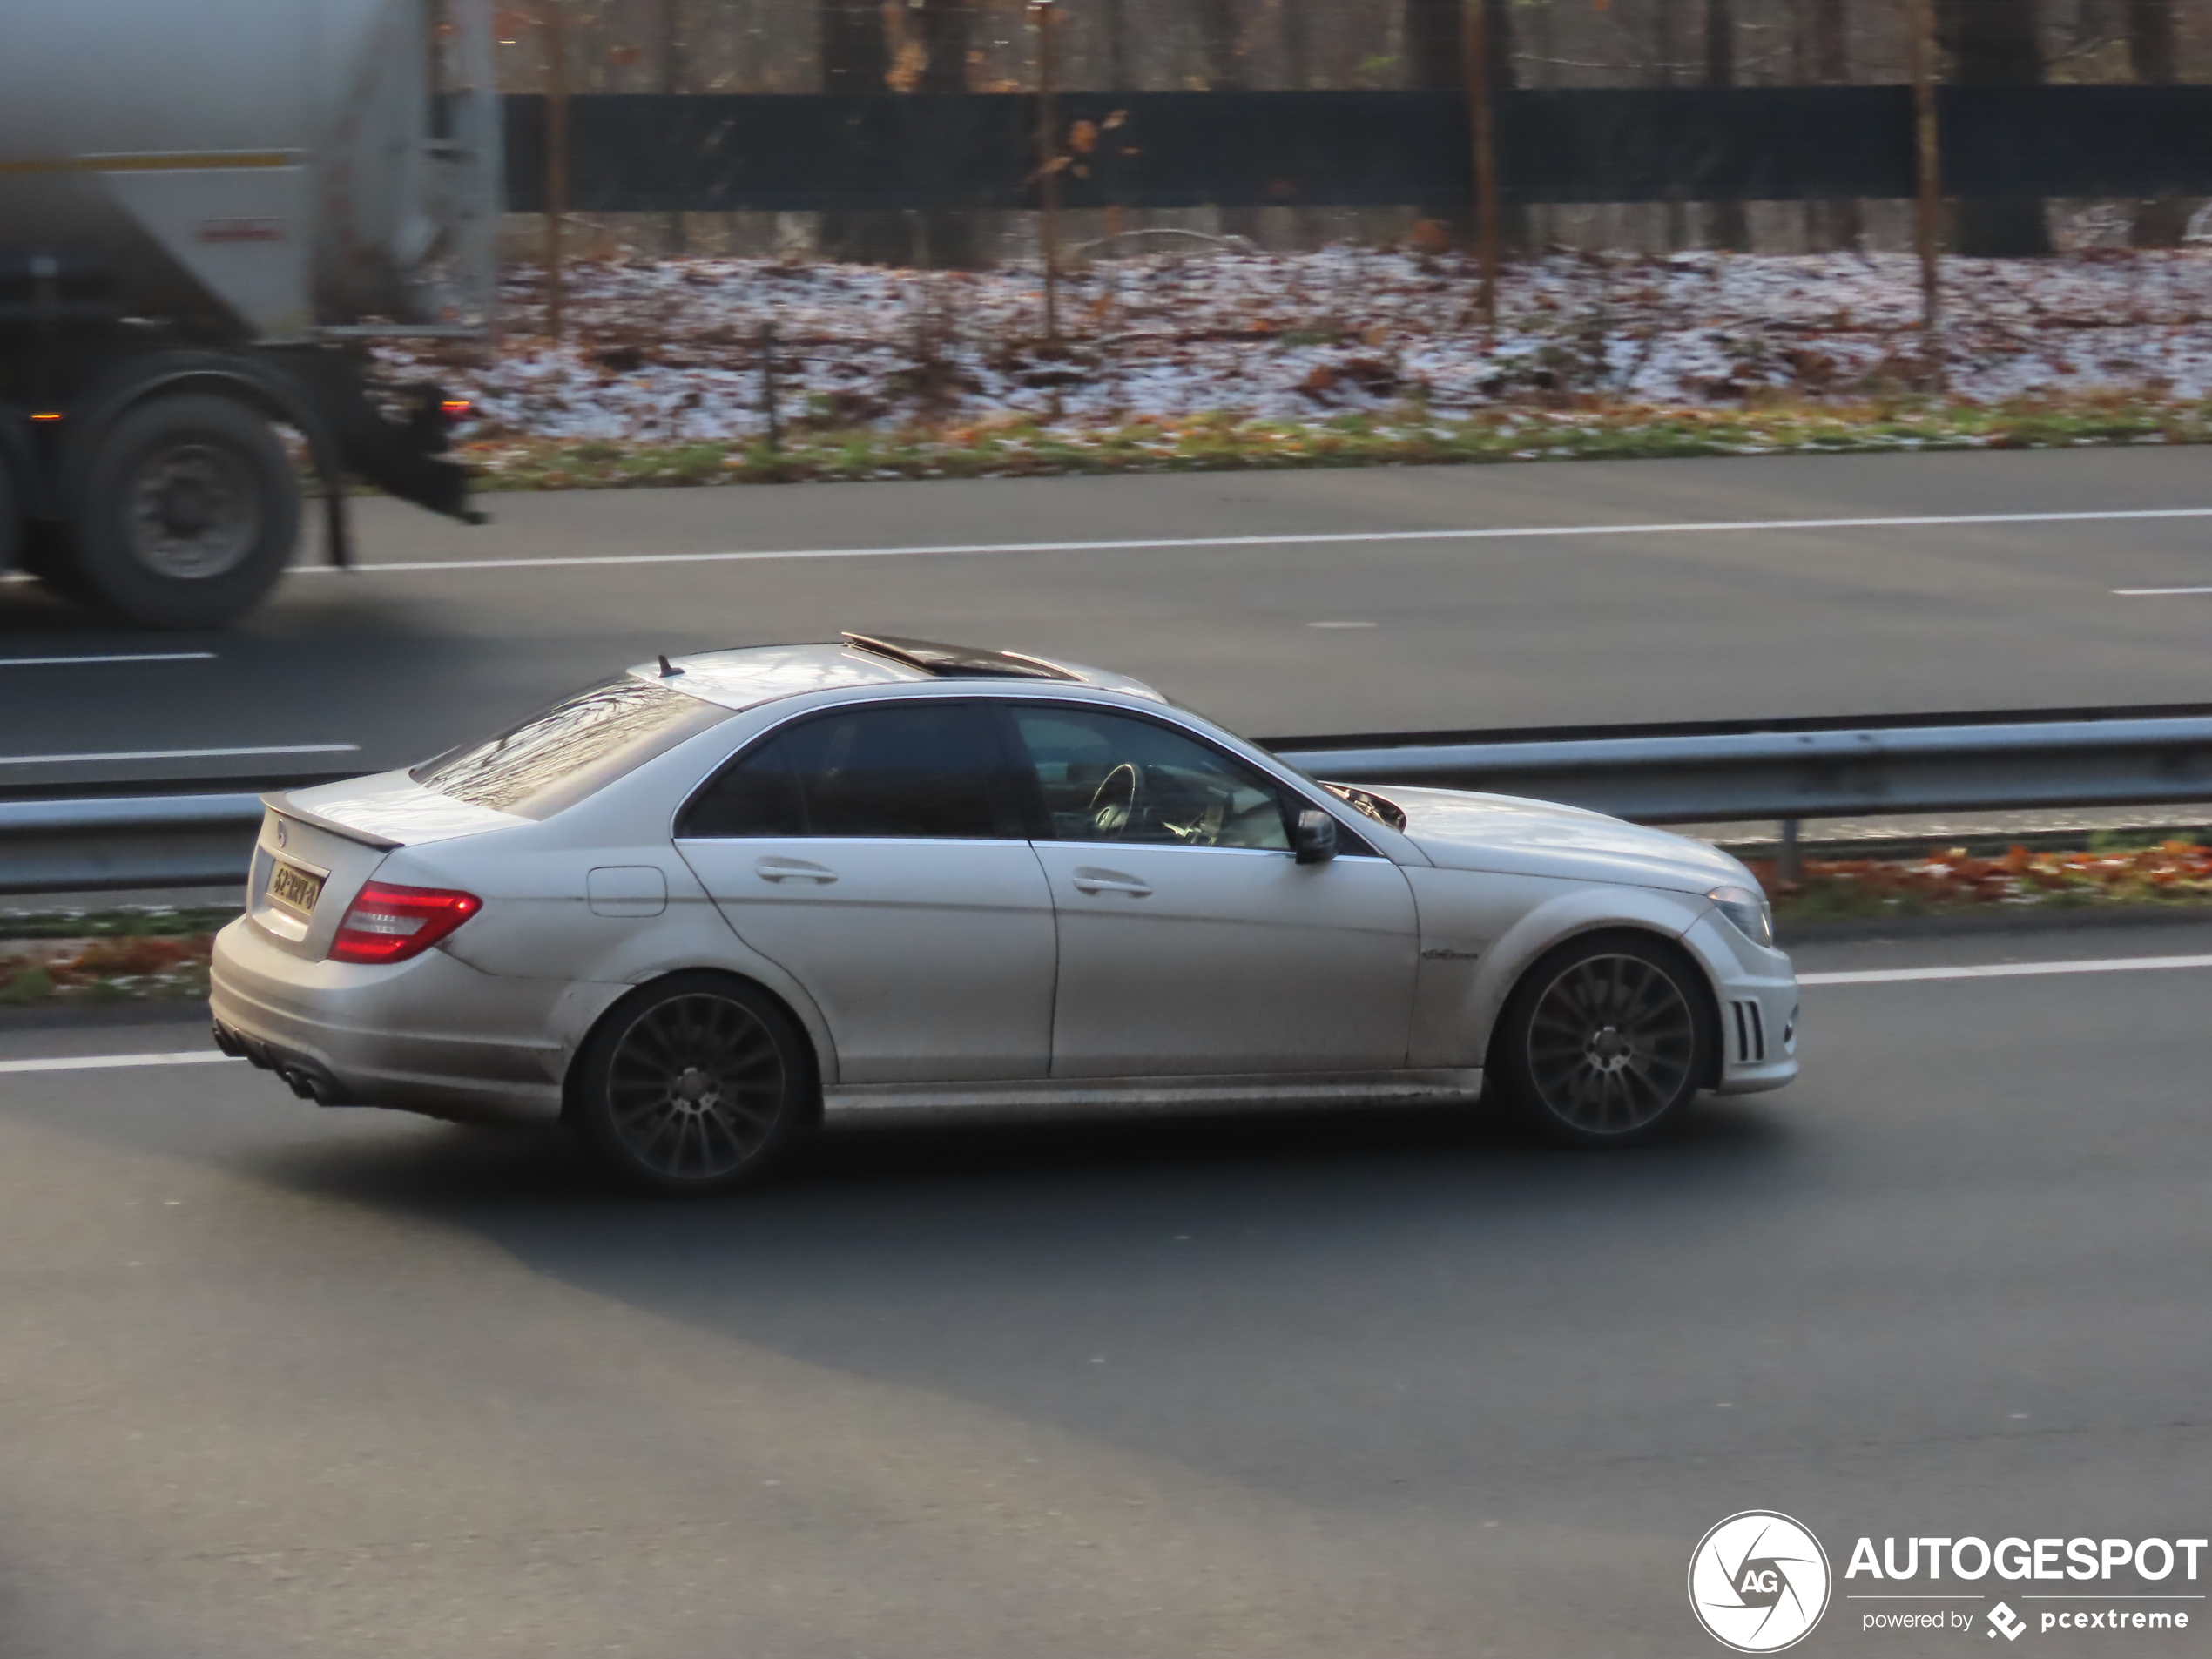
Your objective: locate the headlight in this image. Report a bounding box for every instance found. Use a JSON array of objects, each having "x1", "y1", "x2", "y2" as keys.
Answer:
[{"x1": 1707, "y1": 884, "x2": 1774, "y2": 948}]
